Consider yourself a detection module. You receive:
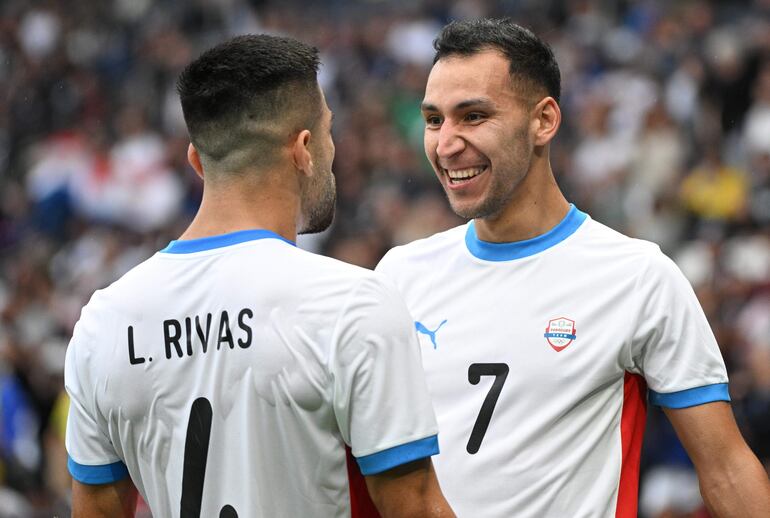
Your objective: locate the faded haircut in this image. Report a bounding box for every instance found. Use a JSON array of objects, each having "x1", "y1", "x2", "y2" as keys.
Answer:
[{"x1": 177, "y1": 34, "x2": 321, "y2": 174}]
